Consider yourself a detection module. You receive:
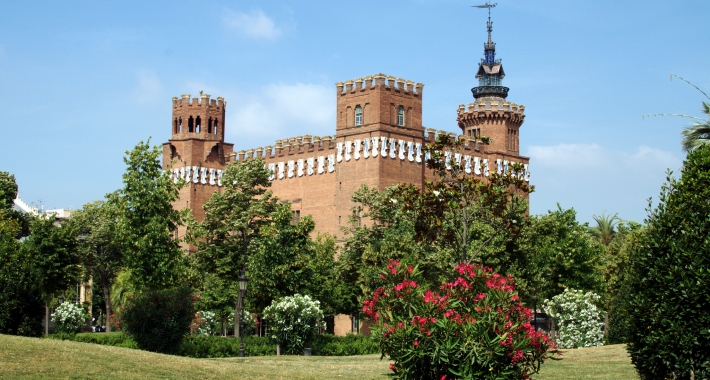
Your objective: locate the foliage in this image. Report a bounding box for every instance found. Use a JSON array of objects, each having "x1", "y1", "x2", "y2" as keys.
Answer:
[
  {"x1": 514, "y1": 206, "x2": 605, "y2": 306},
  {"x1": 397, "y1": 133, "x2": 532, "y2": 264},
  {"x1": 310, "y1": 334, "x2": 379, "y2": 356},
  {"x1": 364, "y1": 260, "x2": 557, "y2": 380},
  {"x1": 247, "y1": 205, "x2": 341, "y2": 316},
  {"x1": 121, "y1": 287, "x2": 195, "y2": 354},
  {"x1": 624, "y1": 145, "x2": 710, "y2": 380},
  {"x1": 262, "y1": 294, "x2": 325, "y2": 354},
  {"x1": 543, "y1": 289, "x2": 605, "y2": 349},
  {"x1": 681, "y1": 100, "x2": 710, "y2": 151},
  {"x1": 589, "y1": 211, "x2": 621, "y2": 246},
  {"x1": 116, "y1": 139, "x2": 186, "y2": 290},
  {"x1": 179, "y1": 335, "x2": 275, "y2": 357},
  {"x1": 22, "y1": 215, "x2": 82, "y2": 303},
  {"x1": 47, "y1": 332, "x2": 139, "y2": 349},
  {"x1": 71, "y1": 199, "x2": 123, "y2": 332},
  {"x1": 0, "y1": 215, "x2": 44, "y2": 336},
  {"x1": 189, "y1": 157, "x2": 279, "y2": 334},
  {"x1": 0, "y1": 171, "x2": 18, "y2": 210},
  {"x1": 191, "y1": 310, "x2": 218, "y2": 336},
  {"x1": 52, "y1": 301, "x2": 88, "y2": 334}
]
